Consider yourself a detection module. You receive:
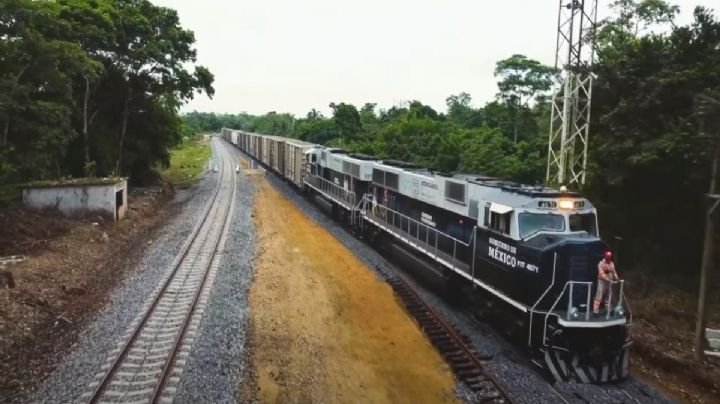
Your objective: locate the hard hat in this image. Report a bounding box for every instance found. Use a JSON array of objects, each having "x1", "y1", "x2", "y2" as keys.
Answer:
[{"x1": 604, "y1": 251, "x2": 613, "y2": 260}]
